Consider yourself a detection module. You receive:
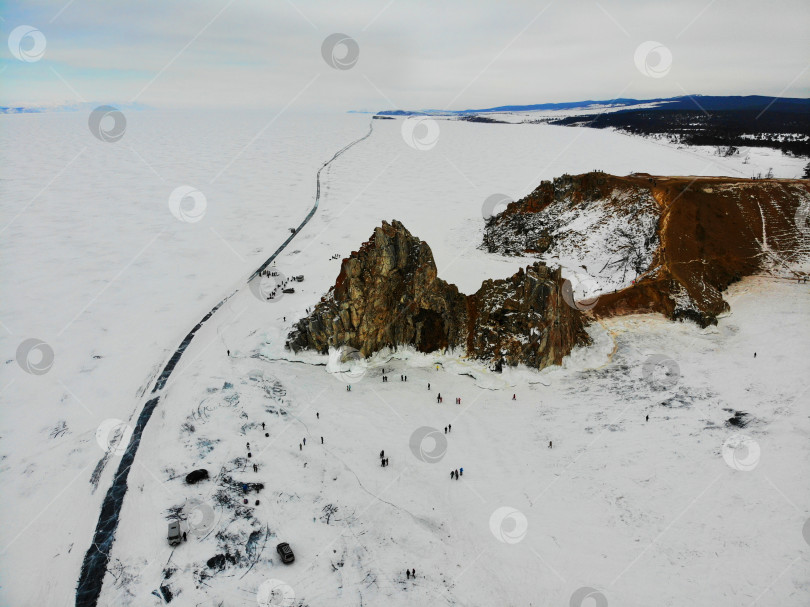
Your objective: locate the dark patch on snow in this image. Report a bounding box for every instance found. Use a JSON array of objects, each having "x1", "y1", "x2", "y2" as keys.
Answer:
[
  {"x1": 727, "y1": 411, "x2": 749, "y2": 427},
  {"x1": 159, "y1": 584, "x2": 173, "y2": 602},
  {"x1": 206, "y1": 553, "x2": 237, "y2": 570}
]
